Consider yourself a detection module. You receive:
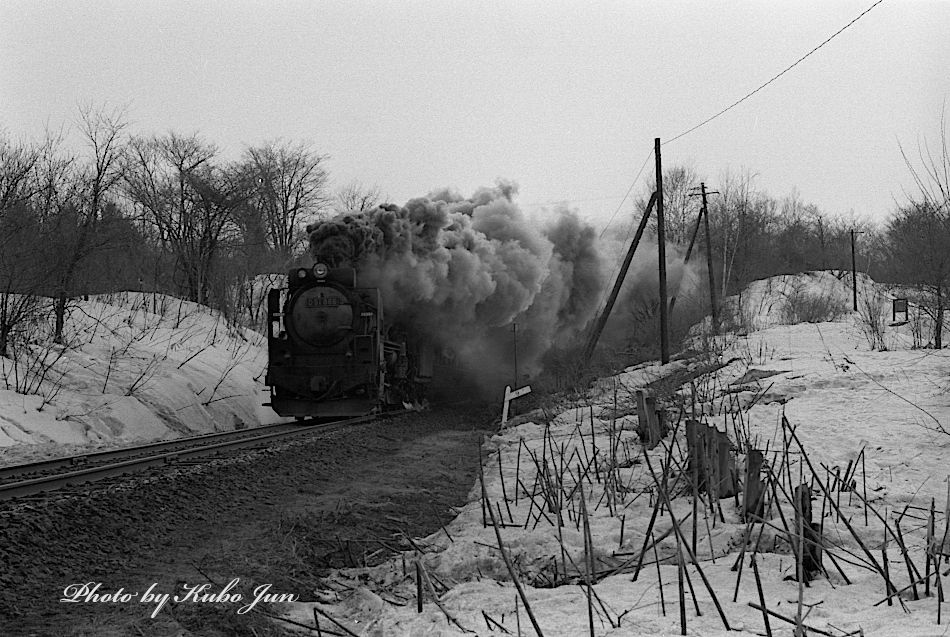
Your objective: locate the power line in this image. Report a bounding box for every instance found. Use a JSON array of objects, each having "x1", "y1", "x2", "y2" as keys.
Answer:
[
  {"x1": 592, "y1": 148, "x2": 656, "y2": 319},
  {"x1": 582, "y1": 1, "x2": 885, "y2": 330},
  {"x1": 599, "y1": 148, "x2": 655, "y2": 239},
  {"x1": 594, "y1": 0, "x2": 884, "y2": 245},
  {"x1": 664, "y1": 0, "x2": 886, "y2": 146},
  {"x1": 522, "y1": 194, "x2": 628, "y2": 208}
]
